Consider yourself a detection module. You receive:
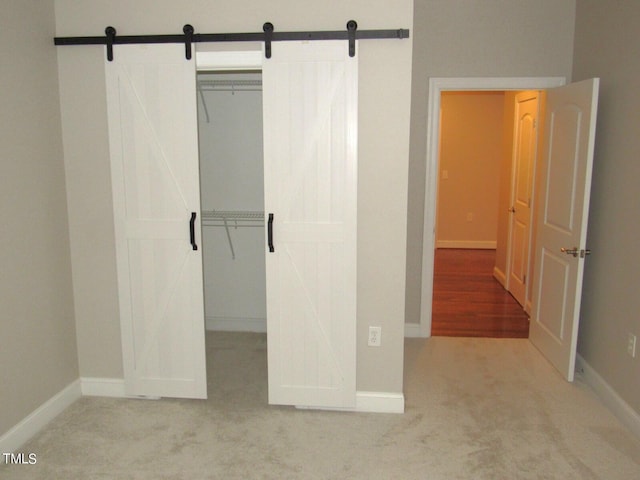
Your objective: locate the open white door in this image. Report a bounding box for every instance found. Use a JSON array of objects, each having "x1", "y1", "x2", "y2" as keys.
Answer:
[
  {"x1": 105, "y1": 44, "x2": 207, "y2": 398},
  {"x1": 529, "y1": 78, "x2": 599, "y2": 381},
  {"x1": 263, "y1": 41, "x2": 358, "y2": 409},
  {"x1": 507, "y1": 91, "x2": 539, "y2": 308}
]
